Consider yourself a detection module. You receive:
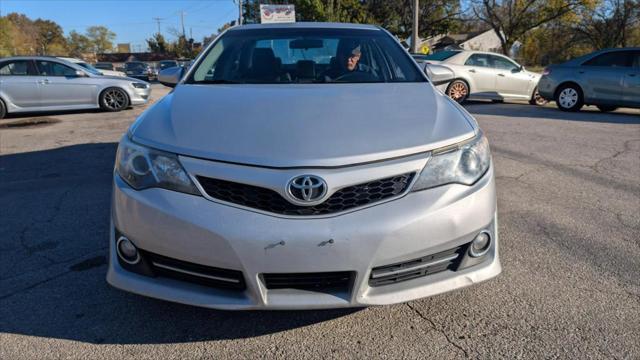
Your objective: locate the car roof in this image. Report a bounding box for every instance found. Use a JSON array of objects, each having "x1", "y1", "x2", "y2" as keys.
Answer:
[
  {"x1": 0, "y1": 55, "x2": 77, "y2": 61},
  {"x1": 228, "y1": 22, "x2": 380, "y2": 32}
]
